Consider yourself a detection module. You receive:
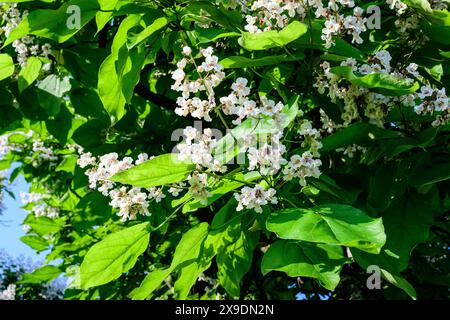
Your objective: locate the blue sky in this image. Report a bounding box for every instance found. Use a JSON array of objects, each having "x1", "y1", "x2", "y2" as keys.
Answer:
[{"x1": 1, "y1": 168, "x2": 45, "y2": 260}]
